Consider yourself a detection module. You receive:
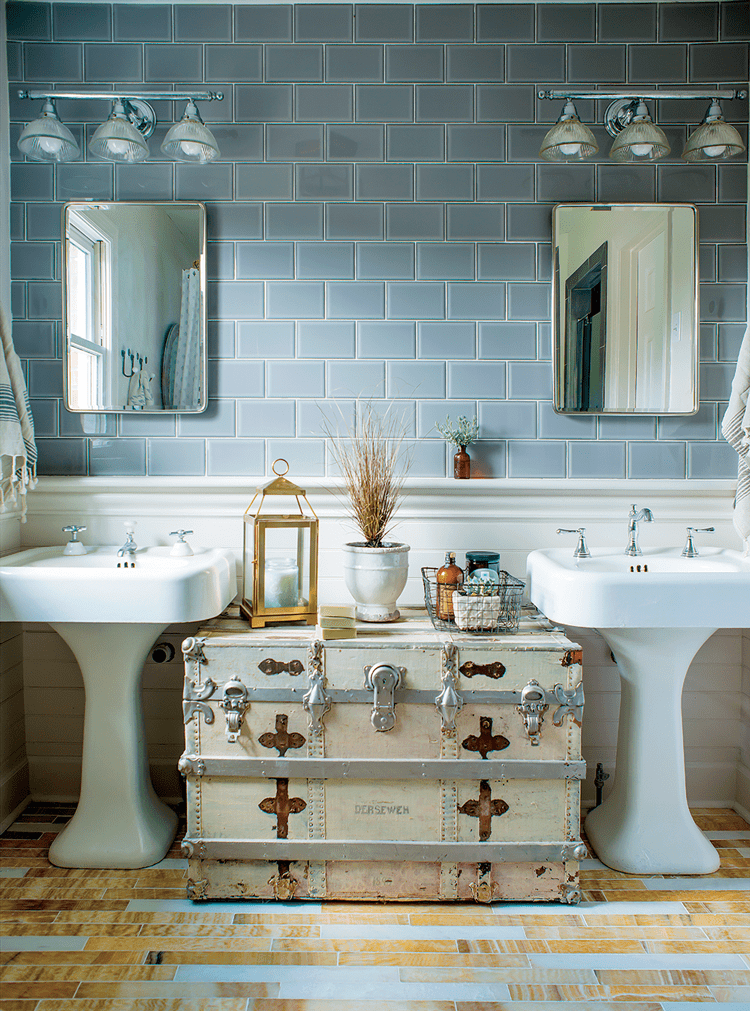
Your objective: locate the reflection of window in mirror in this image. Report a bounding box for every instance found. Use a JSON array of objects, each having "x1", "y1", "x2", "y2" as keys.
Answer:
[
  {"x1": 66, "y1": 214, "x2": 111, "y2": 411},
  {"x1": 63, "y1": 201, "x2": 206, "y2": 413}
]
